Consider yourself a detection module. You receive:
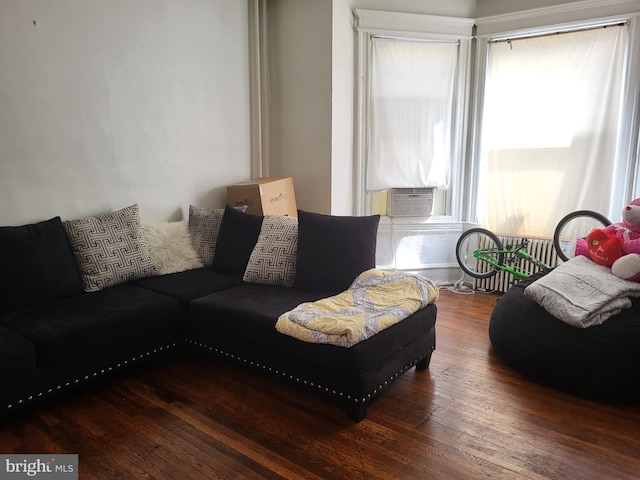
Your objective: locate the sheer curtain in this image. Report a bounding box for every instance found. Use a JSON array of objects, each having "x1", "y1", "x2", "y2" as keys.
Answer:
[
  {"x1": 367, "y1": 37, "x2": 458, "y2": 192},
  {"x1": 478, "y1": 25, "x2": 627, "y2": 238}
]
